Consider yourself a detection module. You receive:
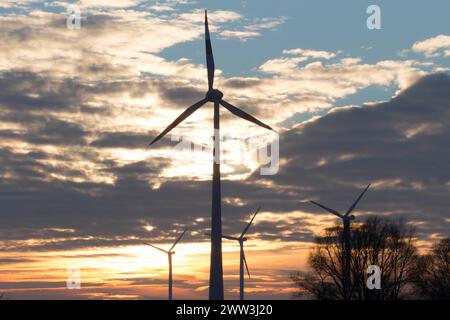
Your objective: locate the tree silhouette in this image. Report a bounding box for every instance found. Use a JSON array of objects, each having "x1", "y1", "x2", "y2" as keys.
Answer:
[
  {"x1": 409, "y1": 237, "x2": 450, "y2": 299},
  {"x1": 292, "y1": 217, "x2": 416, "y2": 300}
]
